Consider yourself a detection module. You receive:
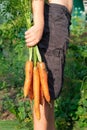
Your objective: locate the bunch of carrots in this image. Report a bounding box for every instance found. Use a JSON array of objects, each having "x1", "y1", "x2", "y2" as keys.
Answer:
[
  {"x1": 21, "y1": 0, "x2": 50, "y2": 120},
  {"x1": 23, "y1": 46, "x2": 50, "y2": 120}
]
